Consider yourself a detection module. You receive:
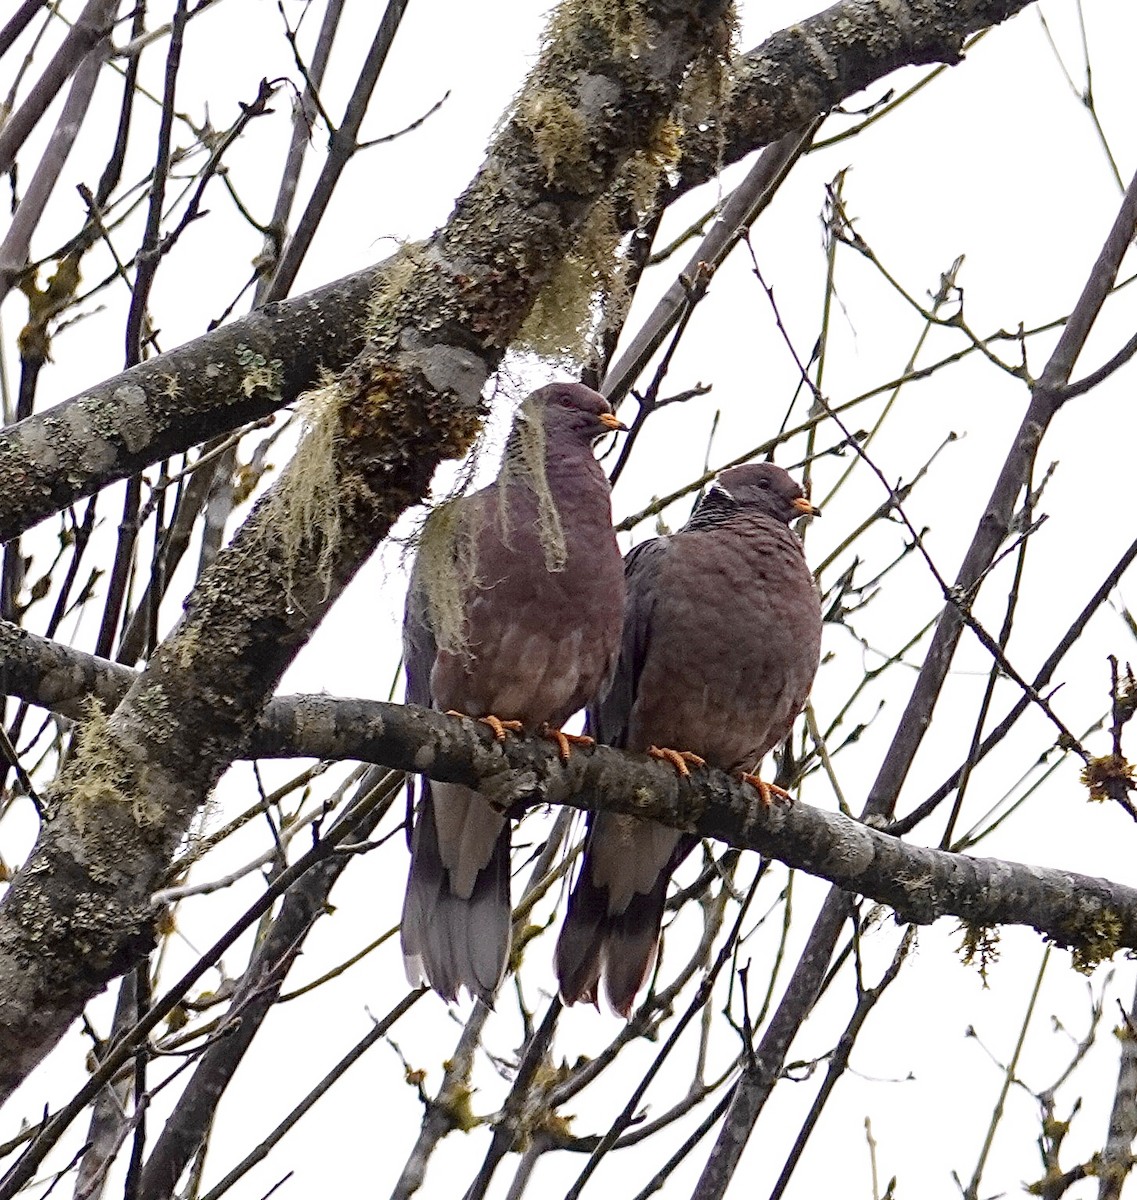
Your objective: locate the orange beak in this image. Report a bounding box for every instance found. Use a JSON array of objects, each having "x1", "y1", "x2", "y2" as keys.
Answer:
[
  {"x1": 793, "y1": 496, "x2": 821, "y2": 517},
  {"x1": 598, "y1": 411, "x2": 627, "y2": 432}
]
